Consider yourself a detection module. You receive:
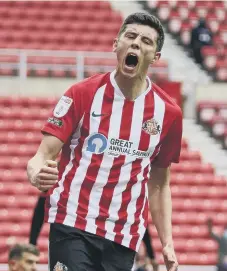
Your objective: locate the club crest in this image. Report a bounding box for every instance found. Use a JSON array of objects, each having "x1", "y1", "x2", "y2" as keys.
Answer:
[
  {"x1": 53, "y1": 262, "x2": 68, "y2": 271},
  {"x1": 142, "y1": 118, "x2": 161, "y2": 135}
]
